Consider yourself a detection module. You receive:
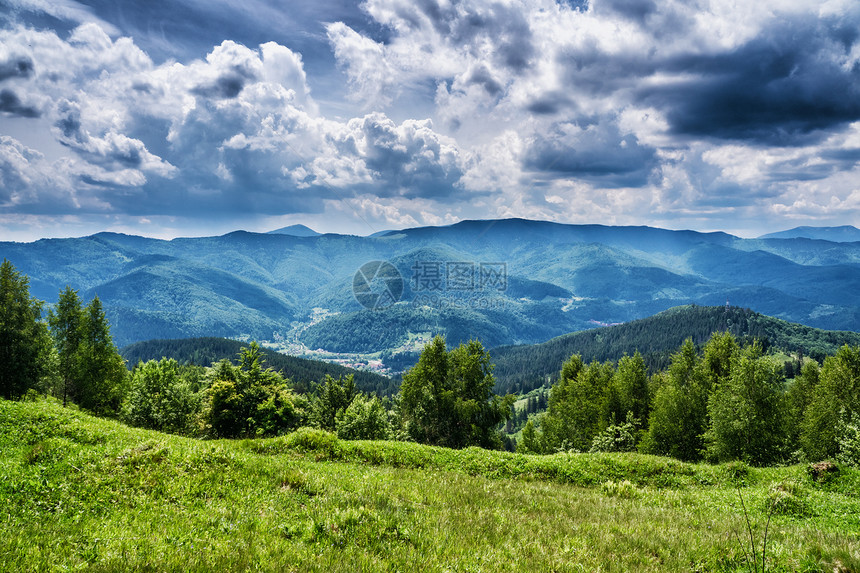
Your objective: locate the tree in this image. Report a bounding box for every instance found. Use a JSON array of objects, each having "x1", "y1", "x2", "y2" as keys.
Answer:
[
  {"x1": 786, "y1": 360, "x2": 819, "y2": 450},
  {"x1": 123, "y1": 359, "x2": 200, "y2": 434},
  {"x1": 801, "y1": 345, "x2": 860, "y2": 460},
  {"x1": 203, "y1": 342, "x2": 306, "y2": 438},
  {"x1": 608, "y1": 352, "x2": 649, "y2": 424},
  {"x1": 399, "y1": 336, "x2": 513, "y2": 449},
  {"x1": 541, "y1": 357, "x2": 614, "y2": 452},
  {"x1": 704, "y1": 342, "x2": 788, "y2": 465},
  {"x1": 642, "y1": 338, "x2": 710, "y2": 461},
  {"x1": 48, "y1": 286, "x2": 84, "y2": 406},
  {"x1": 311, "y1": 374, "x2": 358, "y2": 432},
  {"x1": 0, "y1": 260, "x2": 46, "y2": 399},
  {"x1": 76, "y1": 296, "x2": 127, "y2": 415},
  {"x1": 335, "y1": 394, "x2": 391, "y2": 440}
]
